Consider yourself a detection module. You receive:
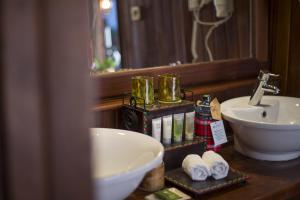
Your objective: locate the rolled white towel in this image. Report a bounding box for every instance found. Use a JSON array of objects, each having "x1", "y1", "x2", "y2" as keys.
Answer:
[
  {"x1": 182, "y1": 154, "x2": 211, "y2": 181},
  {"x1": 202, "y1": 150, "x2": 229, "y2": 180}
]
